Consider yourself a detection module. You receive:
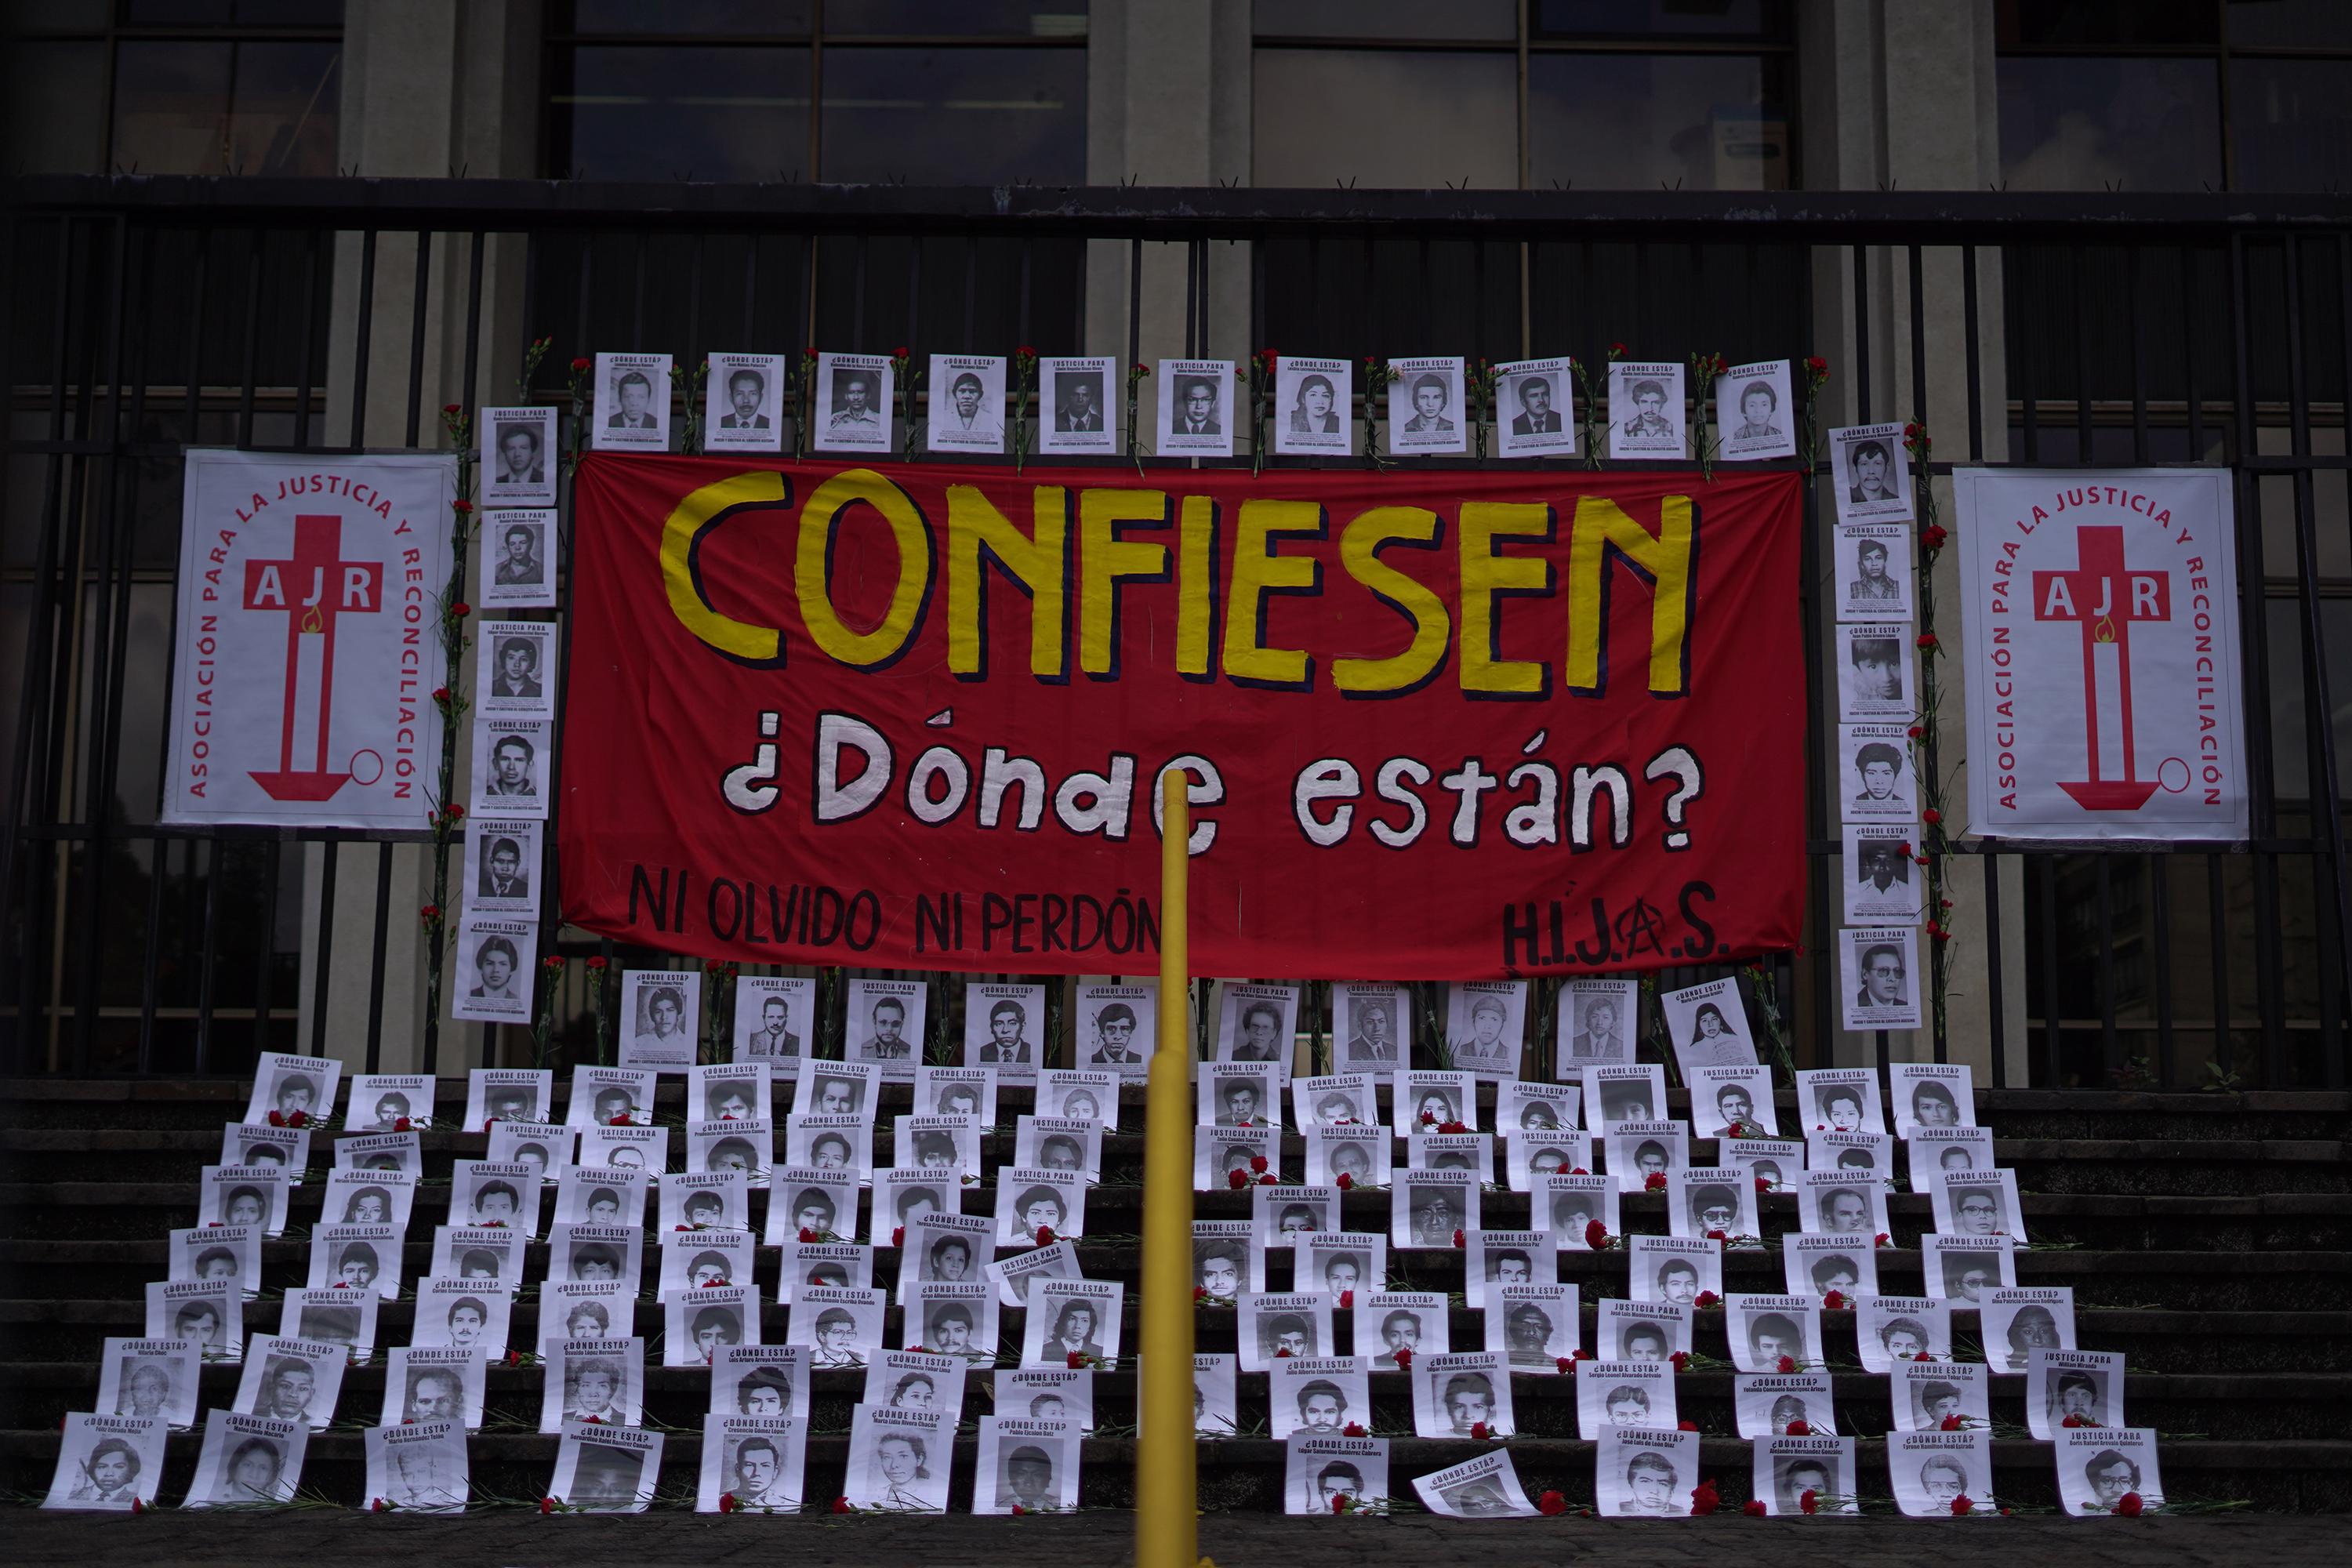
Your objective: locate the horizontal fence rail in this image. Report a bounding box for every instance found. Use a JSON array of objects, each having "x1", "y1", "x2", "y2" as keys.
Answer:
[{"x1": 2, "y1": 177, "x2": 2346, "y2": 1091}]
